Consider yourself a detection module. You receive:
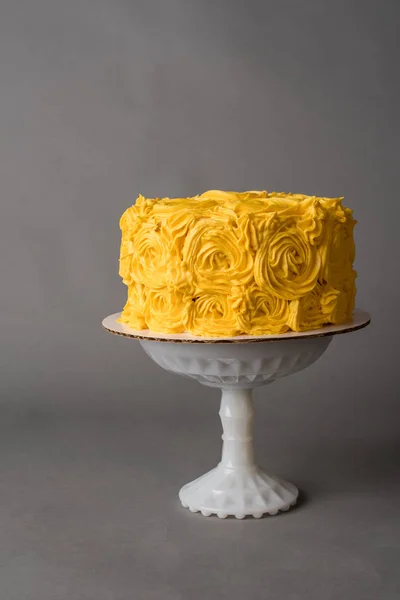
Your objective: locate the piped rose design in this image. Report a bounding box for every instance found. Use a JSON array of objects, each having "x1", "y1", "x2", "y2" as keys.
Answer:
[
  {"x1": 118, "y1": 283, "x2": 147, "y2": 329},
  {"x1": 126, "y1": 223, "x2": 178, "y2": 290},
  {"x1": 288, "y1": 284, "x2": 340, "y2": 332},
  {"x1": 182, "y1": 219, "x2": 254, "y2": 293},
  {"x1": 232, "y1": 285, "x2": 290, "y2": 335},
  {"x1": 145, "y1": 289, "x2": 189, "y2": 333},
  {"x1": 254, "y1": 215, "x2": 321, "y2": 301},
  {"x1": 183, "y1": 293, "x2": 238, "y2": 337}
]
